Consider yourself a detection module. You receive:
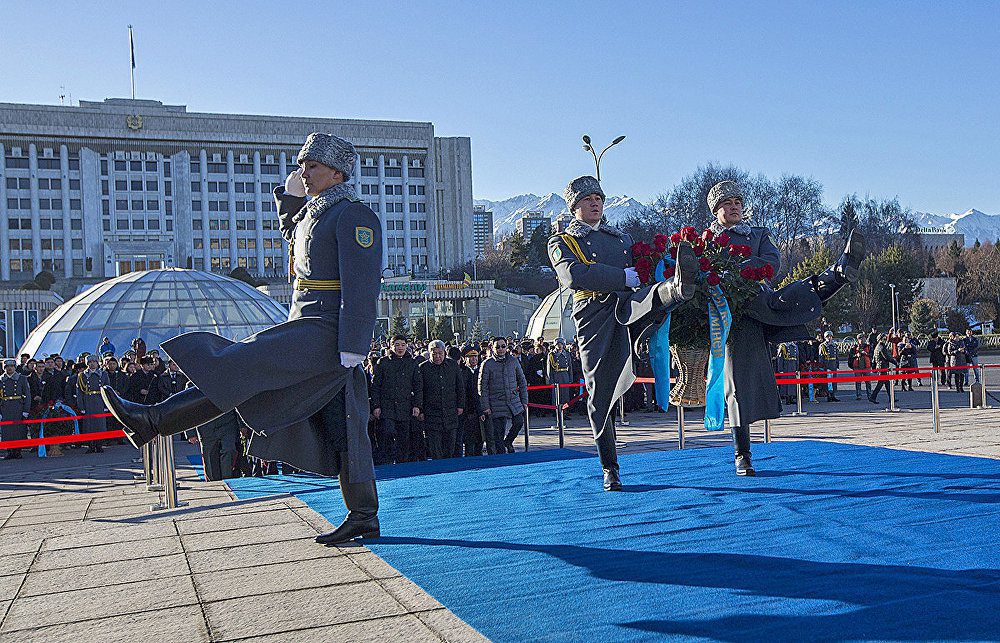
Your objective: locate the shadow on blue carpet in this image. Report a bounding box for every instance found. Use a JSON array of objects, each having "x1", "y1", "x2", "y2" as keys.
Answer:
[{"x1": 225, "y1": 441, "x2": 1000, "y2": 642}]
